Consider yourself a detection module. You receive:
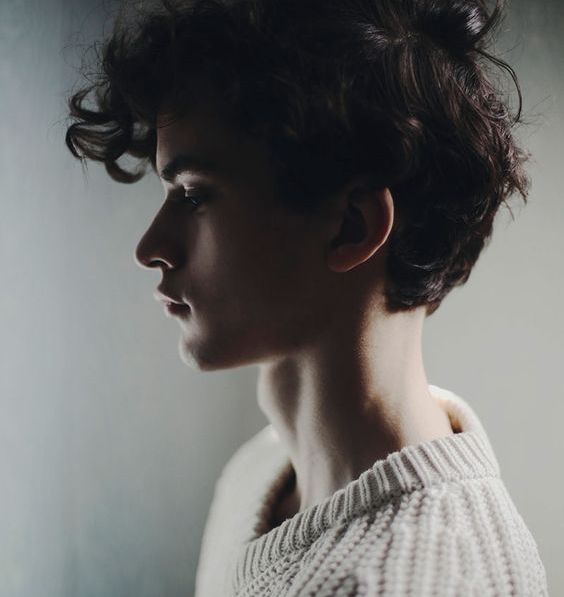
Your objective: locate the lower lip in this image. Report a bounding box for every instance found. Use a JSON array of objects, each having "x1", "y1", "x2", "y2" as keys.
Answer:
[{"x1": 164, "y1": 302, "x2": 191, "y2": 317}]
